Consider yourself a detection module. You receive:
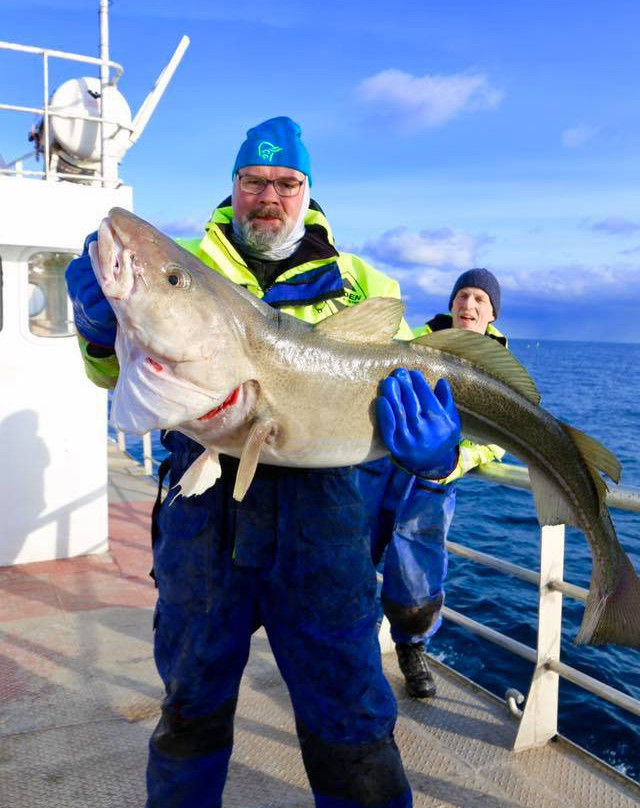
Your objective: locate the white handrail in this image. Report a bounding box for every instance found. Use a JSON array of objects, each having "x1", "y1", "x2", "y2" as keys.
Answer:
[
  {"x1": 0, "y1": 40, "x2": 124, "y2": 82},
  {"x1": 1, "y1": 33, "x2": 188, "y2": 186},
  {"x1": 470, "y1": 460, "x2": 640, "y2": 512},
  {"x1": 443, "y1": 605, "x2": 640, "y2": 719},
  {"x1": 455, "y1": 462, "x2": 640, "y2": 751},
  {"x1": 115, "y1": 430, "x2": 160, "y2": 478},
  {"x1": 0, "y1": 39, "x2": 126, "y2": 185}
]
